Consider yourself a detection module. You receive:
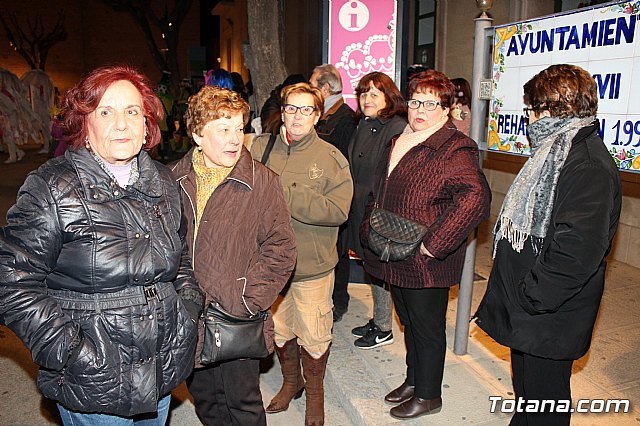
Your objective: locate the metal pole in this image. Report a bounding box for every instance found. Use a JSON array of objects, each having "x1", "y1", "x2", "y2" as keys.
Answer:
[{"x1": 453, "y1": 12, "x2": 492, "y2": 355}]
